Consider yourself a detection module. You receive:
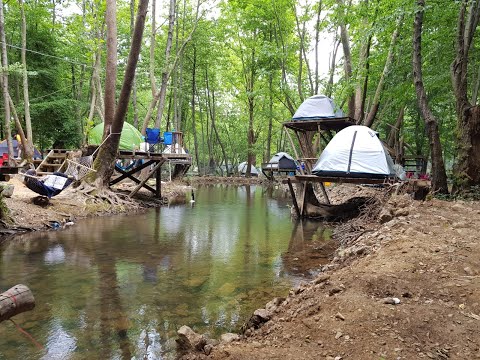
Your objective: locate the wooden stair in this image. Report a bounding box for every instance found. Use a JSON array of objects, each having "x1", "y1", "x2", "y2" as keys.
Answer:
[{"x1": 36, "y1": 149, "x2": 68, "y2": 175}]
